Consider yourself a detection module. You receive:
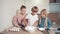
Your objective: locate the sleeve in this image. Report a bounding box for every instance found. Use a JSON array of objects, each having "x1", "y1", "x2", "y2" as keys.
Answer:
[
  {"x1": 25, "y1": 14, "x2": 29, "y2": 19},
  {"x1": 47, "y1": 18, "x2": 52, "y2": 28}
]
